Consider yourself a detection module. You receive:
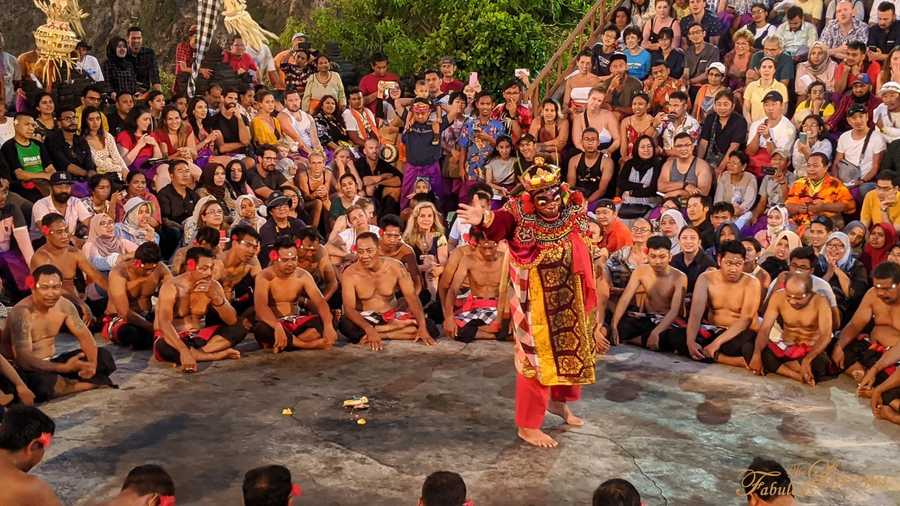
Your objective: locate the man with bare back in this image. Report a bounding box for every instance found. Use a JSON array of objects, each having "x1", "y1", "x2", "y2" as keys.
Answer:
[
  {"x1": 253, "y1": 237, "x2": 338, "y2": 351},
  {"x1": 442, "y1": 228, "x2": 506, "y2": 341},
  {"x1": 30, "y1": 213, "x2": 108, "y2": 321},
  {"x1": 153, "y1": 247, "x2": 246, "y2": 372},
  {"x1": 296, "y1": 227, "x2": 339, "y2": 308},
  {"x1": 749, "y1": 273, "x2": 835, "y2": 386},
  {"x1": 102, "y1": 242, "x2": 170, "y2": 350},
  {"x1": 0, "y1": 406, "x2": 62, "y2": 506},
  {"x1": 214, "y1": 224, "x2": 262, "y2": 323},
  {"x1": 681, "y1": 240, "x2": 760, "y2": 367},
  {"x1": 611, "y1": 236, "x2": 687, "y2": 350},
  {"x1": 339, "y1": 232, "x2": 437, "y2": 351},
  {"x1": 1, "y1": 265, "x2": 116, "y2": 401}
]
